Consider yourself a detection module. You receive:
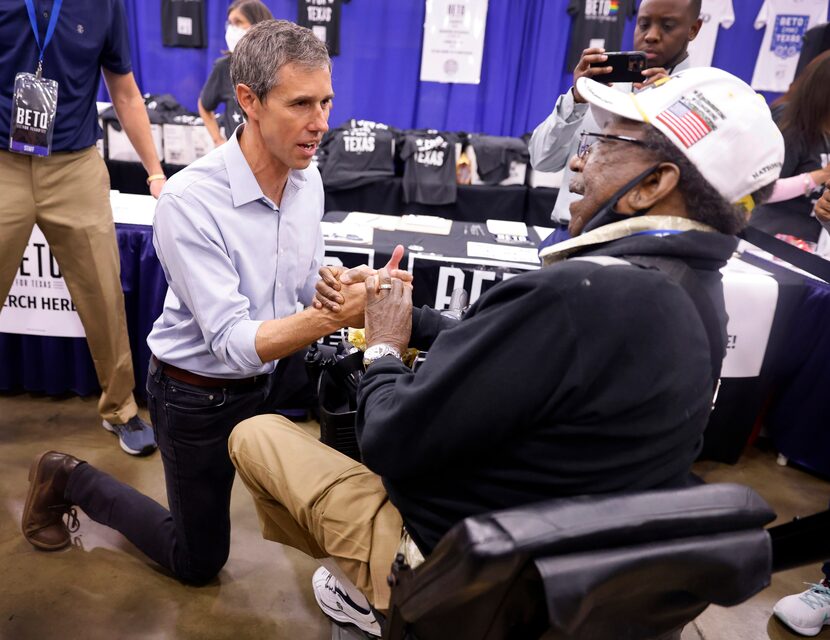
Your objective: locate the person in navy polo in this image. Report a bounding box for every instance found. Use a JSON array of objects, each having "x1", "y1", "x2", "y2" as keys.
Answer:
[{"x1": 0, "y1": 0, "x2": 164, "y2": 455}]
